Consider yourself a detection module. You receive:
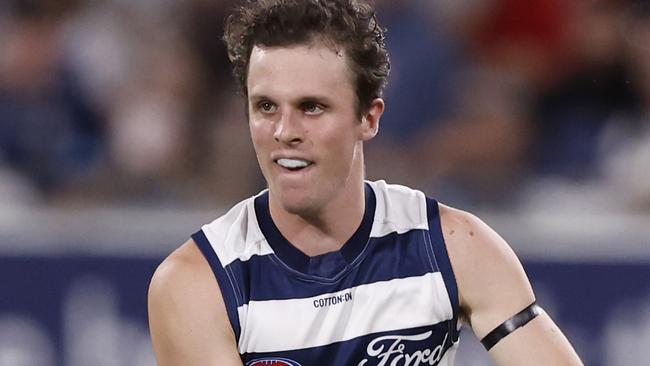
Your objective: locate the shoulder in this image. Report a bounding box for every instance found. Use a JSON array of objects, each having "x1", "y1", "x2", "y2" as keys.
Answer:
[
  {"x1": 149, "y1": 239, "x2": 216, "y2": 303},
  {"x1": 148, "y1": 239, "x2": 228, "y2": 337},
  {"x1": 437, "y1": 203, "x2": 510, "y2": 261},
  {"x1": 437, "y1": 203, "x2": 536, "y2": 338},
  {"x1": 148, "y1": 240, "x2": 240, "y2": 364}
]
